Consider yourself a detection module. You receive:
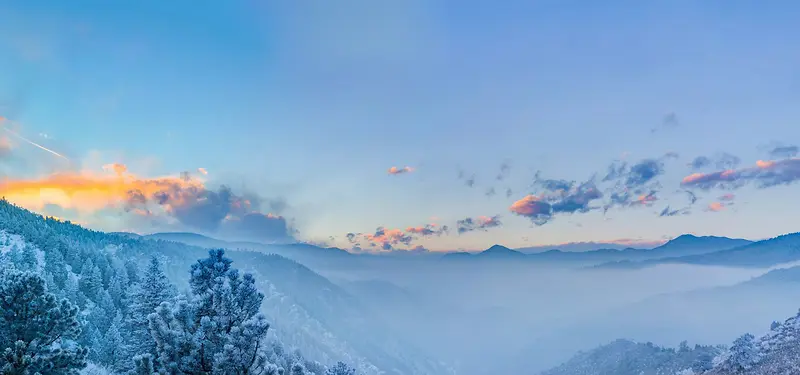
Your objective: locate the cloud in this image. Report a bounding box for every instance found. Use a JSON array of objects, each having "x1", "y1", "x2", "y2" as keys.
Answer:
[
  {"x1": 688, "y1": 156, "x2": 712, "y2": 170},
  {"x1": 198, "y1": 167, "x2": 208, "y2": 175},
  {"x1": 388, "y1": 166, "x2": 414, "y2": 175},
  {"x1": 659, "y1": 205, "x2": 689, "y2": 217},
  {"x1": 0, "y1": 163, "x2": 294, "y2": 241},
  {"x1": 0, "y1": 136, "x2": 11, "y2": 158},
  {"x1": 456, "y1": 215, "x2": 501, "y2": 234},
  {"x1": 347, "y1": 226, "x2": 415, "y2": 251},
  {"x1": 687, "y1": 152, "x2": 741, "y2": 171},
  {"x1": 625, "y1": 159, "x2": 664, "y2": 188},
  {"x1": 706, "y1": 202, "x2": 727, "y2": 212},
  {"x1": 464, "y1": 175, "x2": 475, "y2": 187},
  {"x1": 485, "y1": 187, "x2": 496, "y2": 197},
  {"x1": 768, "y1": 145, "x2": 798, "y2": 159},
  {"x1": 509, "y1": 195, "x2": 553, "y2": 225},
  {"x1": 681, "y1": 157, "x2": 800, "y2": 190},
  {"x1": 505, "y1": 188, "x2": 513, "y2": 198},
  {"x1": 718, "y1": 193, "x2": 735, "y2": 202},
  {"x1": 511, "y1": 175, "x2": 603, "y2": 225},
  {"x1": 221, "y1": 212, "x2": 293, "y2": 243},
  {"x1": 496, "y1": 161, "x2": 511, "y2": 181},
  {"x1": 650, "y1": 112, "x2": 680, "y2": 133},
  {"x1": 406, "y1": 223, "x2": 449, "y2": 237},
  {"x1": 600, "y1": 157, "x2": 669, "y2": 212},
  {"x1": 457, "y1": 168, "x2": 476, "y2": 187}
]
